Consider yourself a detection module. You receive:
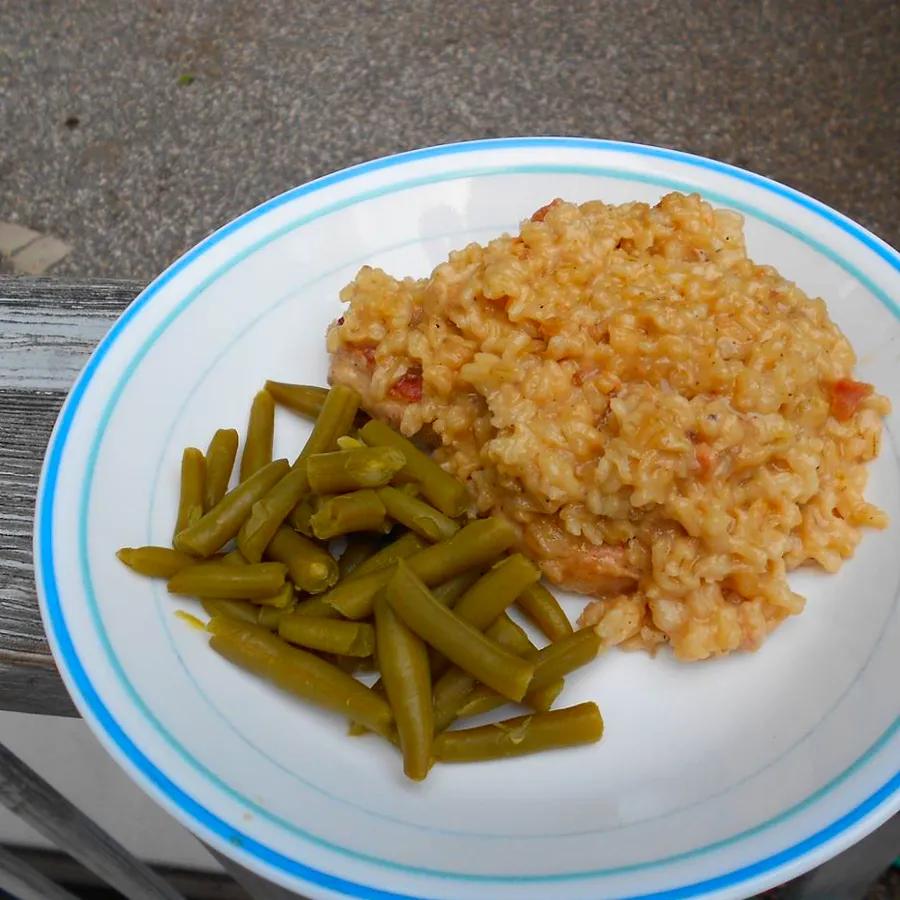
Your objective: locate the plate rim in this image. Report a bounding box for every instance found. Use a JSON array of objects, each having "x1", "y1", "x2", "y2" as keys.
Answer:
[{"x1": 33, "y1": 137, "x2": 900, "y2": 899}]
